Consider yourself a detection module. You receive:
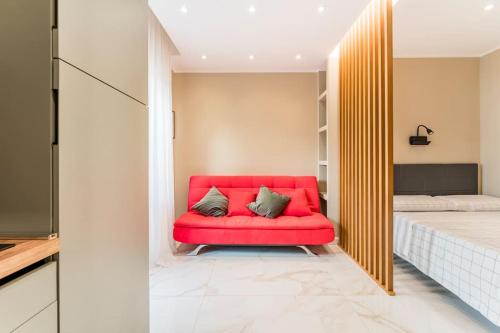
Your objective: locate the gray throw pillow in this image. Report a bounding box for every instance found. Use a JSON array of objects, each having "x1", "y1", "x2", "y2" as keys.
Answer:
[
  {"x1": 247, "y1": 186, "x2": 291, "y2": 218},
  {"x1": 191, "y1": 186, "x2": 228, "y2": 217}
]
